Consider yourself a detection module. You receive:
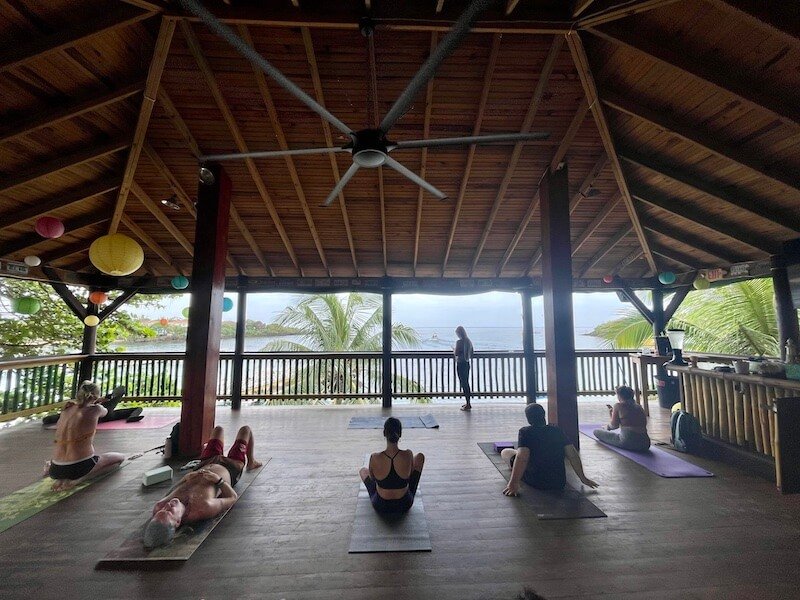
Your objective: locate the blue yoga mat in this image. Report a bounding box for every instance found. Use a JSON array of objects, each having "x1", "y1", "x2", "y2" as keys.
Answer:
[
  {"x1": 349, "y1": 415, "x2": 439, "y2": 429},
  {"x1": 580, "y1": 424, "x2": 713, "y2": 478}
]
